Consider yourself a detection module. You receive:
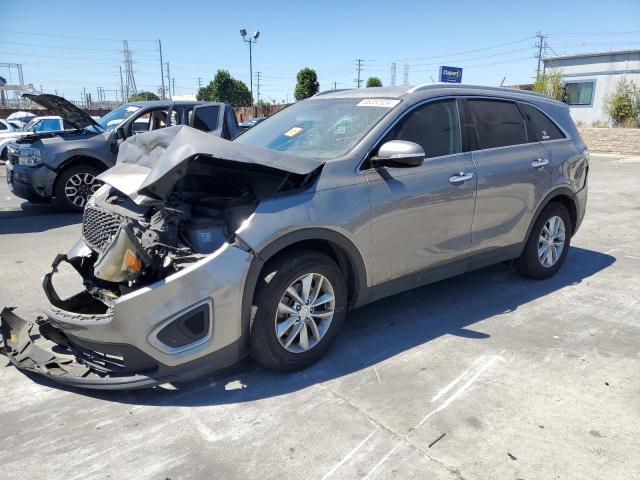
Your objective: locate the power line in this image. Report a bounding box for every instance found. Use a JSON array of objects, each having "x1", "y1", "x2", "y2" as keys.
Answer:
[
  {"x1": 378, "y1": 37, "x2": 533, "y2": 62},
  {"x1": 0, "y1": 29, "x2": 156, "y2": 42}
]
